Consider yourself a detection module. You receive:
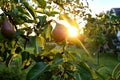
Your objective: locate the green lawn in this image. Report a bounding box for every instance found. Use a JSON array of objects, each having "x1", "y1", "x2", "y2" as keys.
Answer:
[
  {"x1": 97, "y1": 53, "x2": 119, "y2": 69},
  {"x1": 66, "y1": 47, "x2": 120, "y2": 72}
]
